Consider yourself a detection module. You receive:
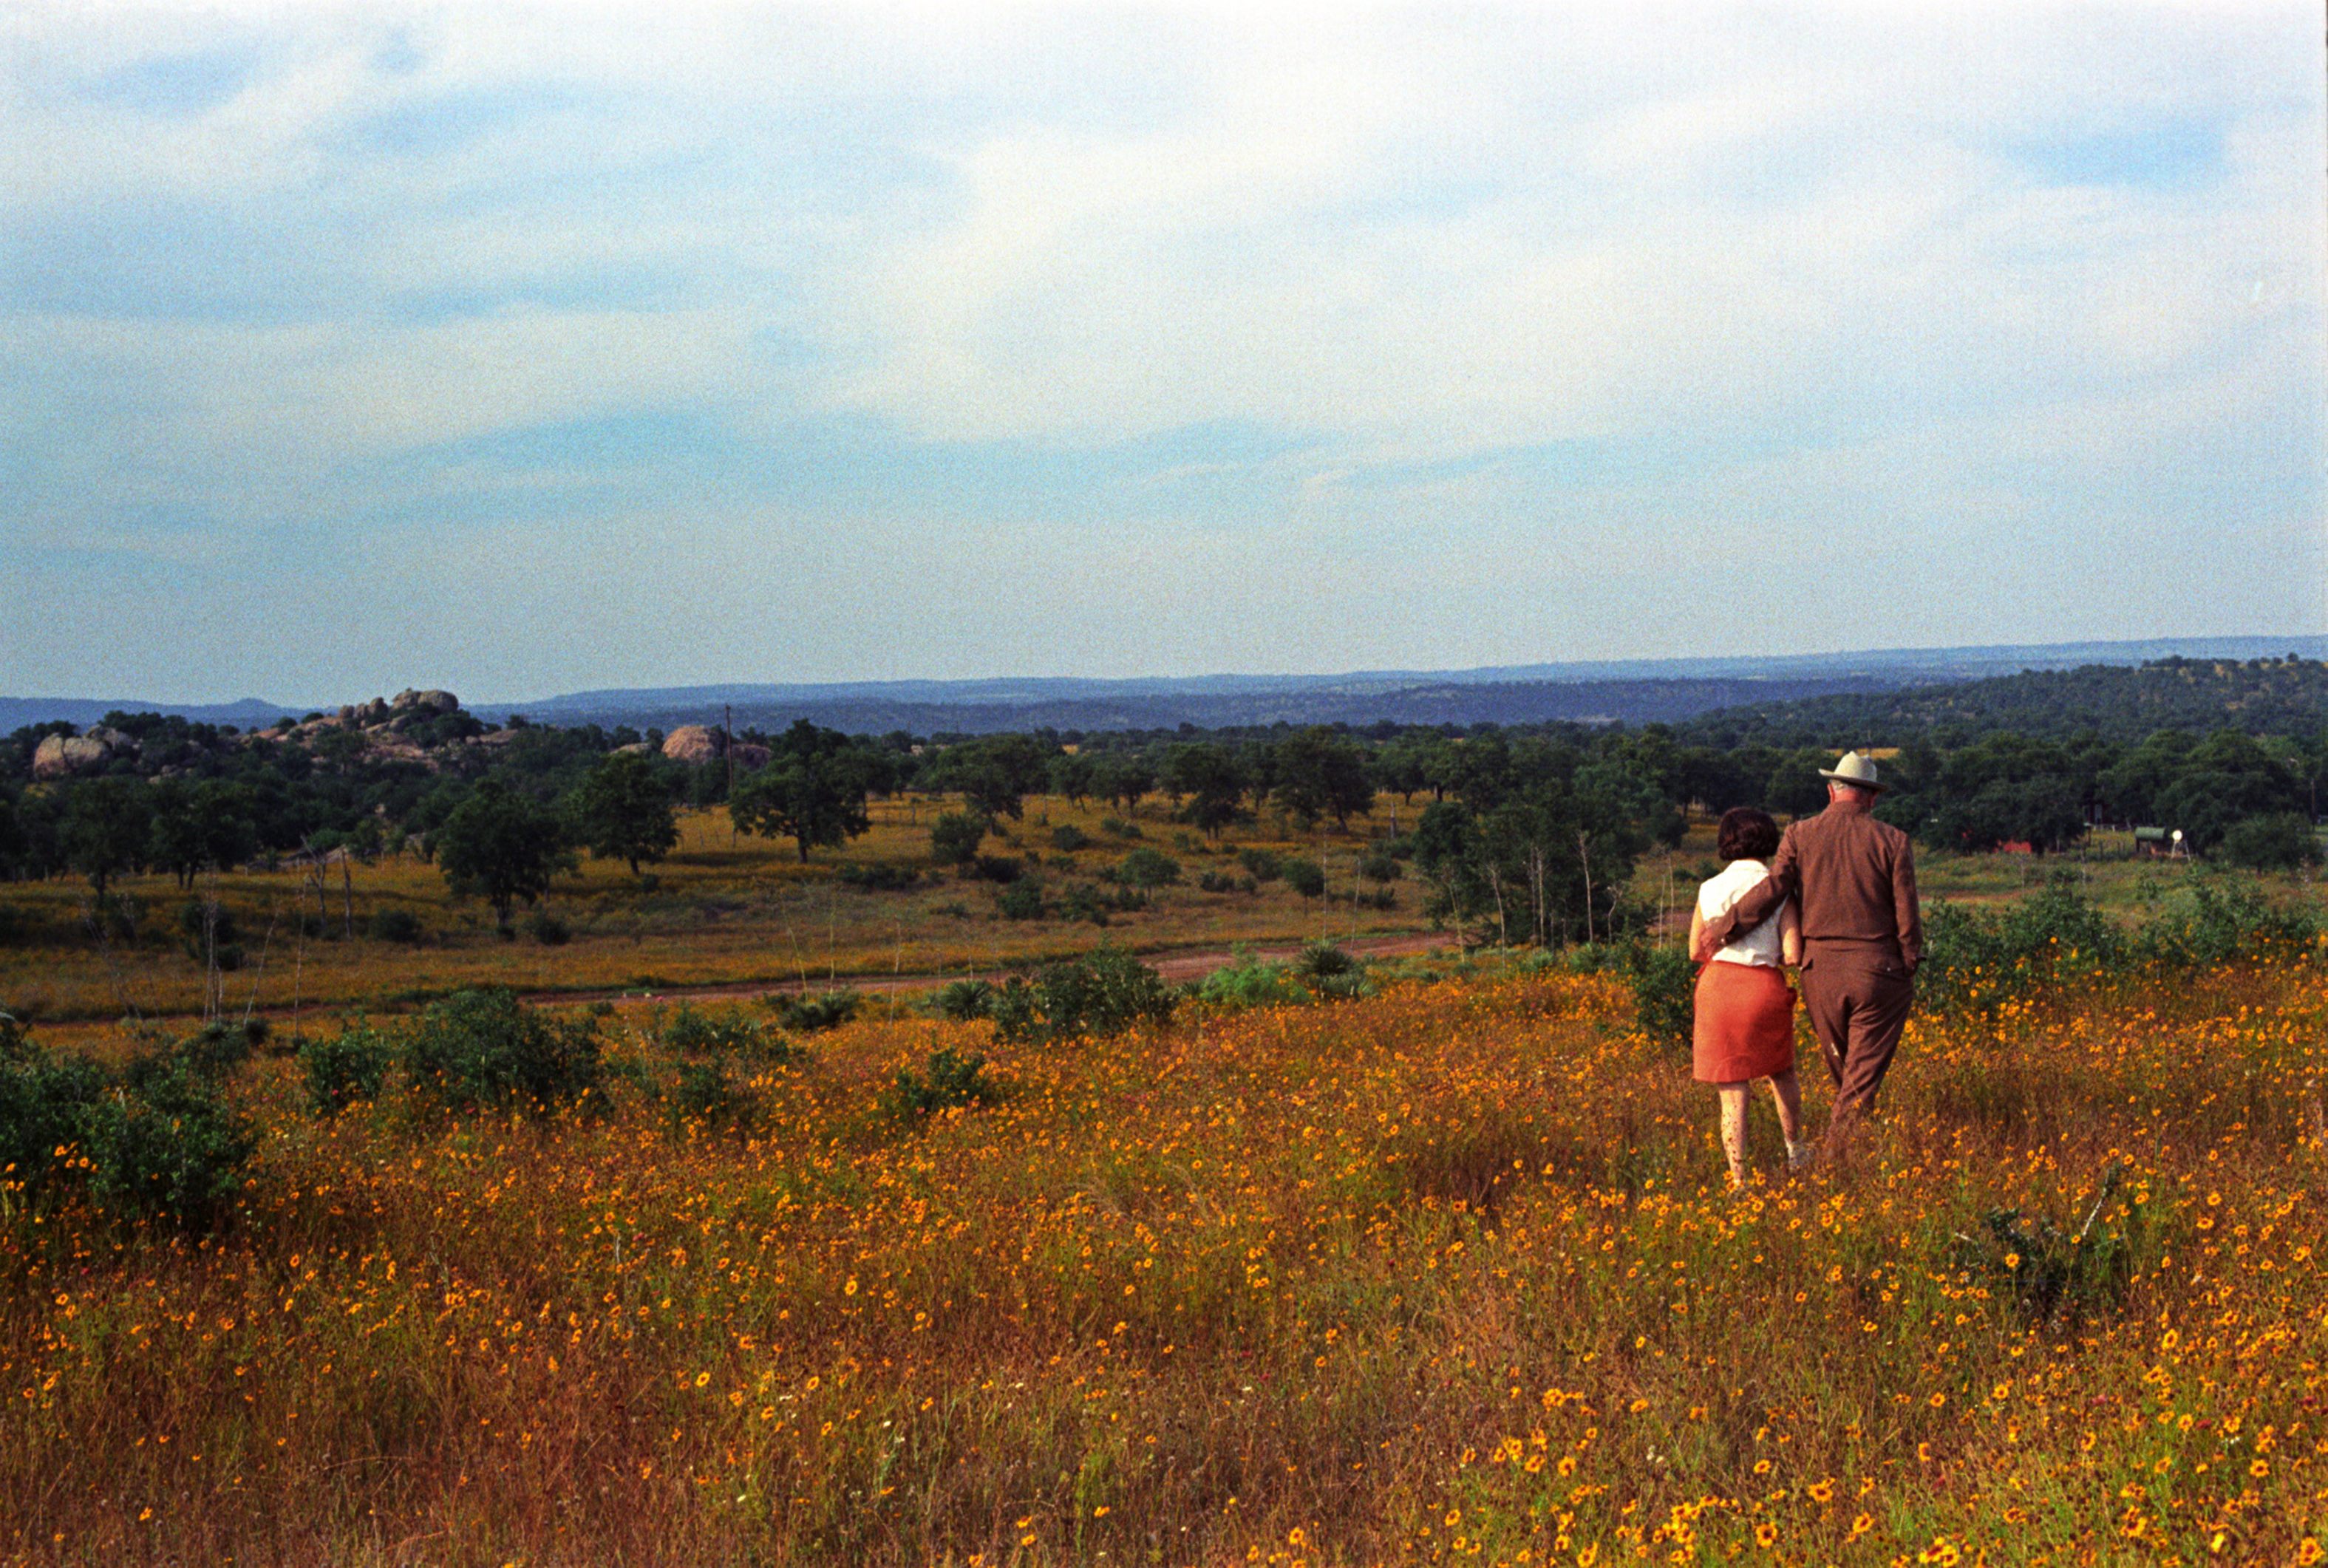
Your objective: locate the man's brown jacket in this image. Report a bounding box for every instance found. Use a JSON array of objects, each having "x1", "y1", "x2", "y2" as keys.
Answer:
[{"x1": 1702, "y1": 797, "x2": 1922, "y2": 967}]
